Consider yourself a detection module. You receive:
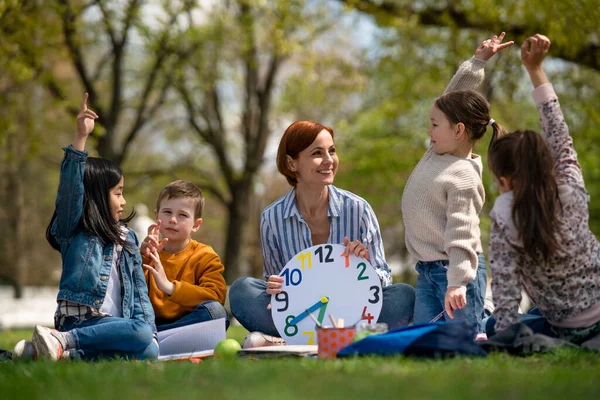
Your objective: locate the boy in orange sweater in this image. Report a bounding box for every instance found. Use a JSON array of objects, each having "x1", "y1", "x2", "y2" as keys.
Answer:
[{"x1": 140, "y1": 180, "x2": 228, "y2": 331}]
